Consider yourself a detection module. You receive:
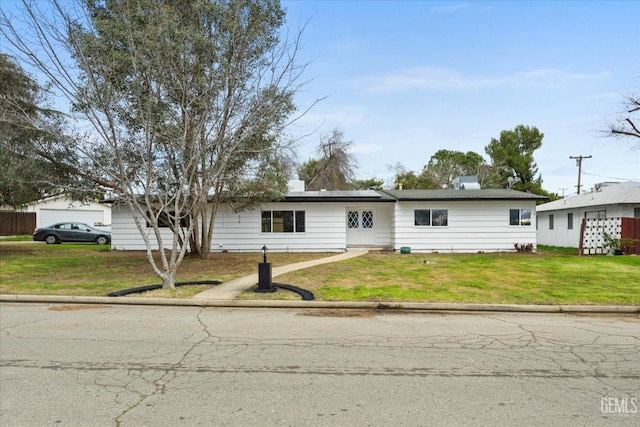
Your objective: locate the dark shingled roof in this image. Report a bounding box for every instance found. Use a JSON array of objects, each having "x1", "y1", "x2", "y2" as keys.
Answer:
[
  {"x1": 283, "y1": 190, "x2": 396, "y2": 203},
  {"x1": 106, "y1": 188, "x2": 547, "y2": 205},
  {"x1": 381, "y1": 189, "x2": 548, "y2": 201},
  {"x1": 281, "y1": 189, "x2": 547, "y2": 202}
]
